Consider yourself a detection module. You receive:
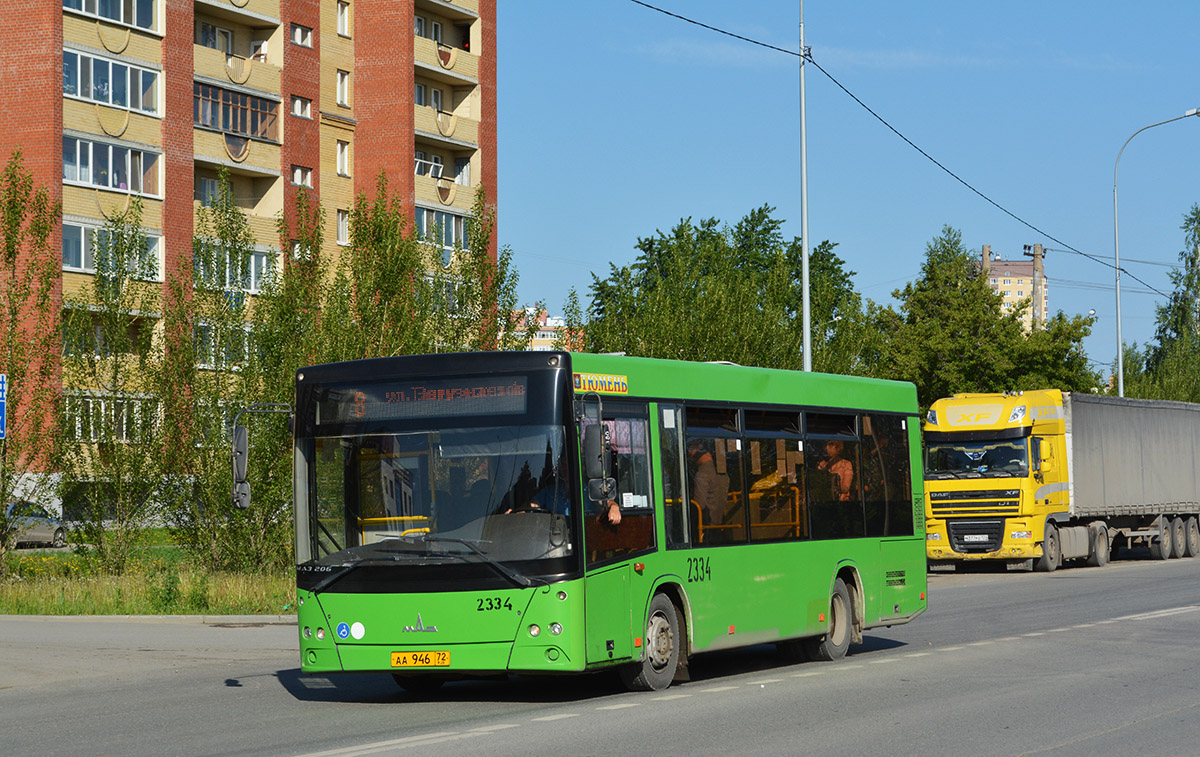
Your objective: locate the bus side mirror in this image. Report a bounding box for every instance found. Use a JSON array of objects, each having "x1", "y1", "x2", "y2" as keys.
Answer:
[
  {"x1": 232, "y1": 425, "x2": 251, "y2": 510},
  {"x1": 581, "y1": 425, "x2": 616, "y2": 502}
]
